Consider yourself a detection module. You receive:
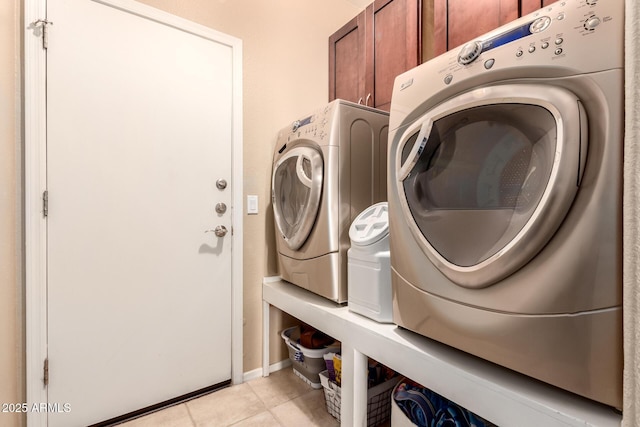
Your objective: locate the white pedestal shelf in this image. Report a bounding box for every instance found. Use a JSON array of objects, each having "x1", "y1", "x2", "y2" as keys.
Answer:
[{"x1": 263, "y1": 279, "x2": 622, "y2": 427}]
